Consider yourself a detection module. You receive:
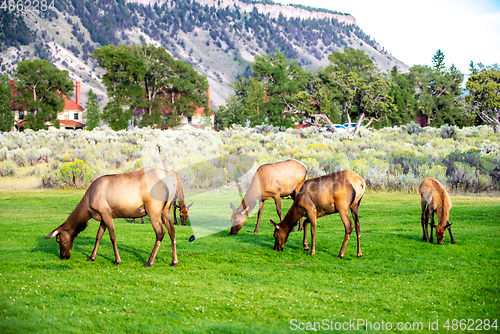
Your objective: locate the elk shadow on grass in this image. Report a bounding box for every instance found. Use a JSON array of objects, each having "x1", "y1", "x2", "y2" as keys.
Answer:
[{"x1": 32, "y1": 235, "x2": 149, "y2": 265}]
